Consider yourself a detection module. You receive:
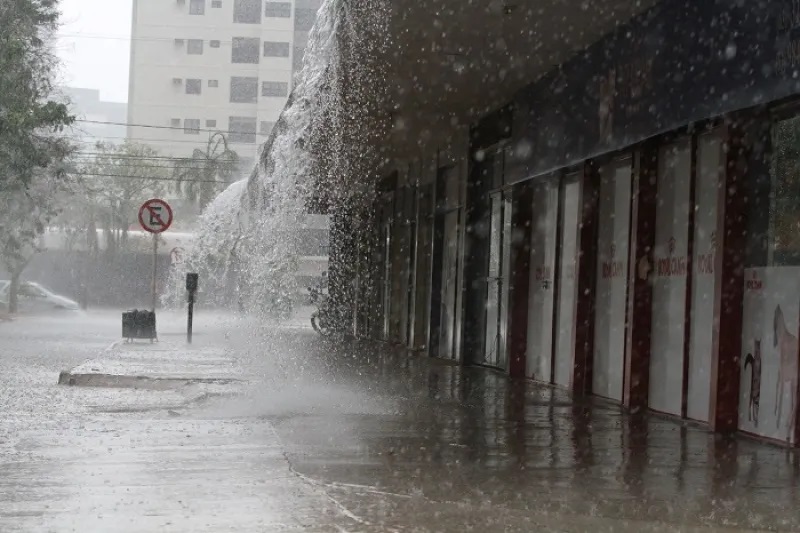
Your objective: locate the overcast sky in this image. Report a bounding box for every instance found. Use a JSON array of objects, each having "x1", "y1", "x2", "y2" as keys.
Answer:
[{"x1": 56, "y1": 0, "x2": 133, "y2": 103}]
